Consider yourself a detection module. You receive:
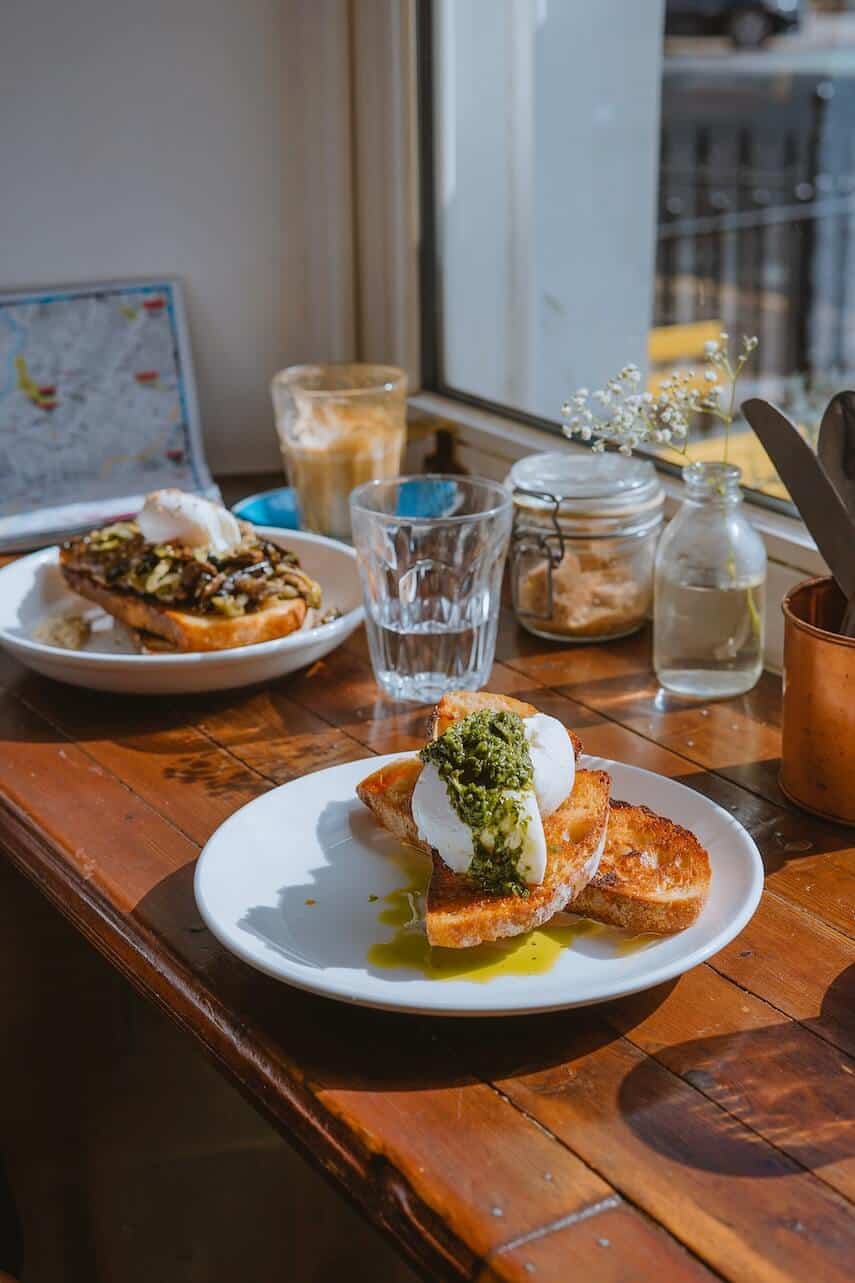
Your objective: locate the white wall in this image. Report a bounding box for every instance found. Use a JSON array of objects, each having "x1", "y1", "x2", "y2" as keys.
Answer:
[{"x1": 0, "y1": 0, "x2": 355, "y2": 474}]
